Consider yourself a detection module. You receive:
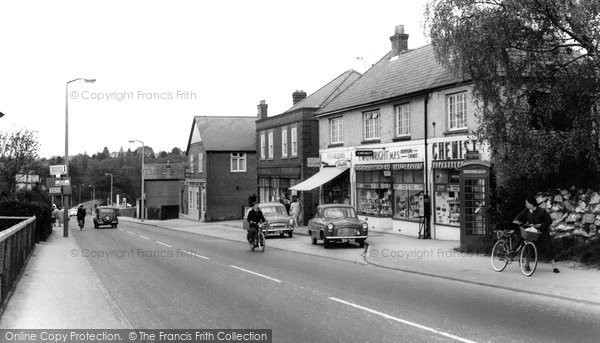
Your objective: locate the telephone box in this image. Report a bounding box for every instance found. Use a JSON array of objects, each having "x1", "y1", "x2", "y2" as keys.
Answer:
[{"x1": 459, "y1": 160, "x2": 492, "y2": 250}]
